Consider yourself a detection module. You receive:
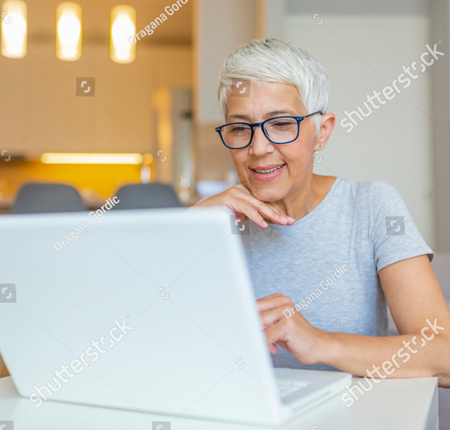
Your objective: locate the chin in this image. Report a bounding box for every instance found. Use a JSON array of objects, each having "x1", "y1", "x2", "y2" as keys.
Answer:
[{"x1": 249, "y1": 184, "x2": 285, "y2": 203}]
